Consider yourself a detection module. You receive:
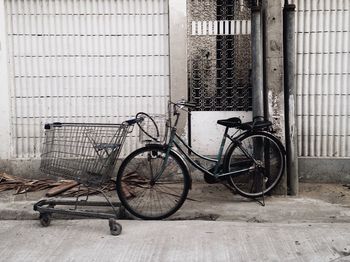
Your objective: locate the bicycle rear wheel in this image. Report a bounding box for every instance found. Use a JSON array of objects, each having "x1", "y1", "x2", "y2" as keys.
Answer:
[
  {"x1": 224, "y1": 131, "x2": 285, "y2": 198},
  {"x1": 116, "y1": 145, "x2": 190, "y2": 220}
]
